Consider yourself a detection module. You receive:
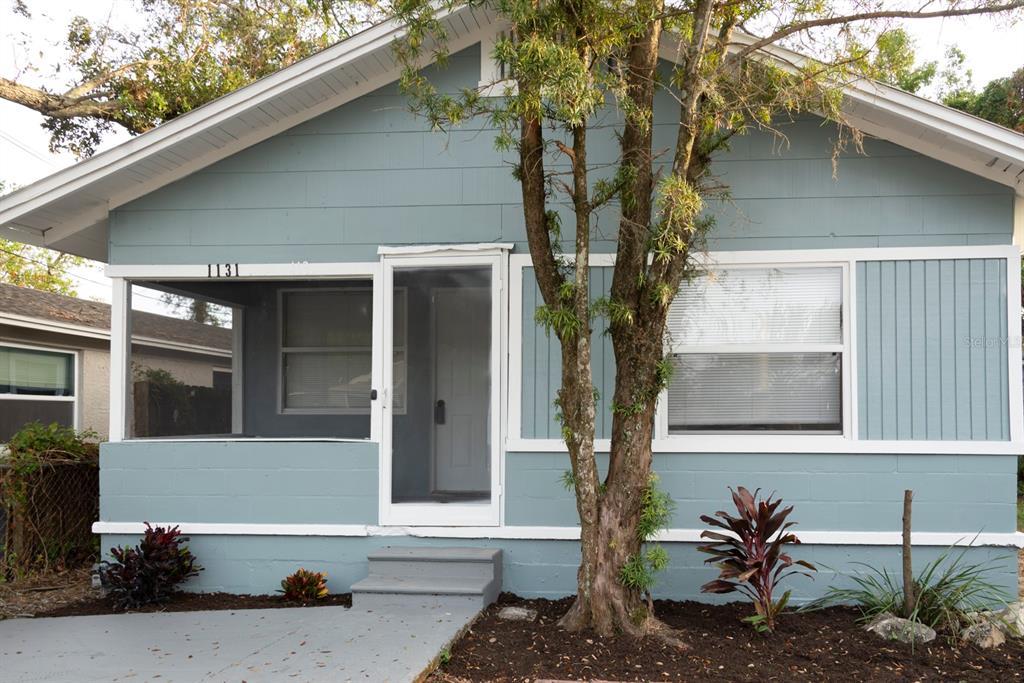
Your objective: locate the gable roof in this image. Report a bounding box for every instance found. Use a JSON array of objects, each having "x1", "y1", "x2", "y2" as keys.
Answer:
[
  {"x1": 1, "y1": 9, "x2": 1022, "y2": 262},
  {"x1": 0, "y1": 282, "x2": 232, "y2": 354}
]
